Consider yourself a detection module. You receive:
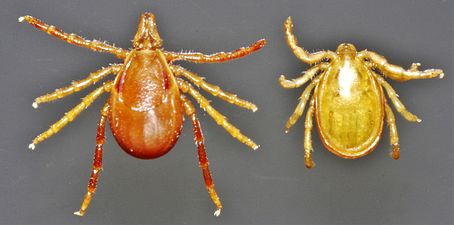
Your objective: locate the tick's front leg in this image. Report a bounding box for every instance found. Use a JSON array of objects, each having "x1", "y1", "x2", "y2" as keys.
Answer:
[
  {"x1": 19, "y1": 15, "x2": 128, "y2": 58},
  {"x1": 74, "y1": 102, "x2": 110, "y2": 216},
  {"x1": 181, "y1": 95, "x2": 222, "y2": 216},
  {"x1": 284, "y1": 17, "x2": 336, "y2": 64},
  {"x1": 33, "y1": 64, "x2": 121, "y2": 108},
  {"x1": 374, "y1": 75, "x2": 421, "y2": 123},
  {"x1": 279, "y1": 63, "x2": 327, "y2": 89},
  {"x1": 359, "y1": 50, "x2": 444, "y2": 81},
  {"x1": 177, "y1": 79, "x2": 259, "y2": 150},
  {"x1": 284, "y1": 76, "x2": 320, "y2": 133},
  {"x1": 164, "y1": 39, "x2": 265, "y2": 63},
  {"x1": 171, "y1": 65, "x2": 257, "y2": 111},
  {"x1": 29, "y1": 81, "x2": 112, "y2": 149}
]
